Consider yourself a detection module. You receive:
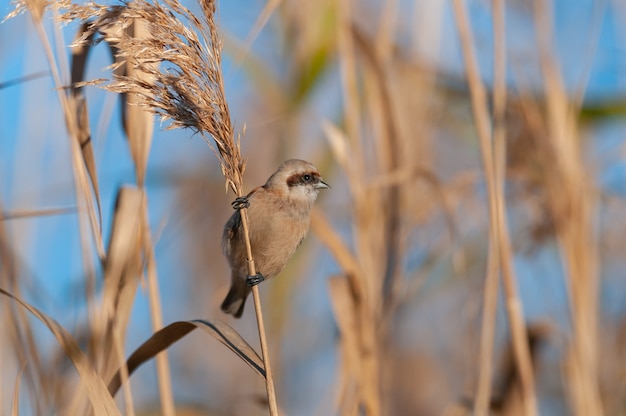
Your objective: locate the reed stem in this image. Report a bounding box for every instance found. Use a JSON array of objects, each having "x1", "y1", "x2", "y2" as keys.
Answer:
[{"x1": 238, "y1": 204, "x2": 278, "y2": 415}]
